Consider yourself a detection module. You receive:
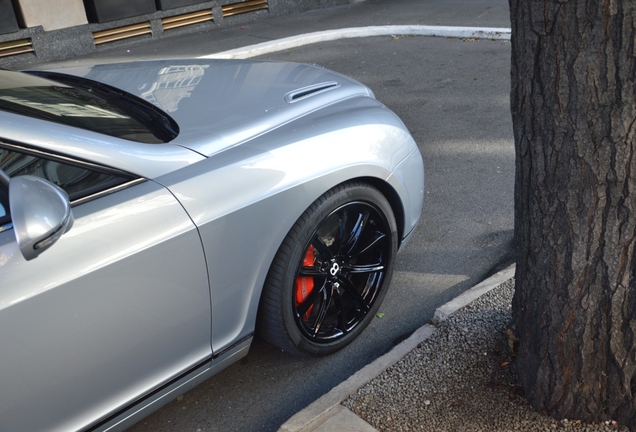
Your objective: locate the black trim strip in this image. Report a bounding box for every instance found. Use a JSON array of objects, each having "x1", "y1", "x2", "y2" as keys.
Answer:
[
  {"x1": 0, "y1": 139, "x2": 145, "y2": 206},
  {"x1": 71, "y1": 178, "x2": 146, "y2": 206},
  {"x1": 212, "y1": 334, "x2": 253, "y2": 360},
  {"x1": 0, "y1": 140, "x2": 137, "y2": 179}
]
